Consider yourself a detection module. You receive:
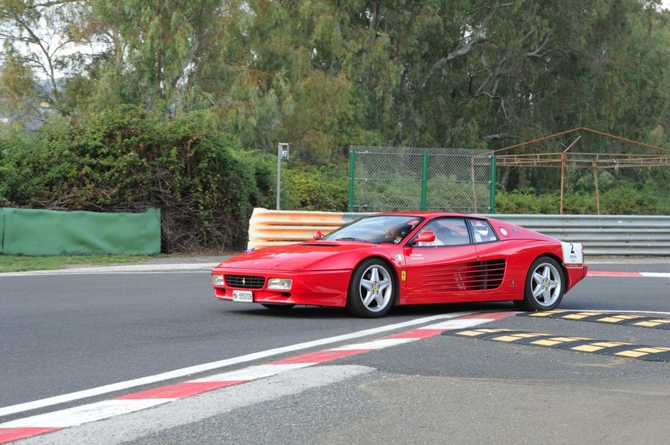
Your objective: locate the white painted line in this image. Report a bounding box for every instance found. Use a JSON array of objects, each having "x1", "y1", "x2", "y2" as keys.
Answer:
[{"x1": 0, "y1": 311, "x2": 470, "y2": 417}]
